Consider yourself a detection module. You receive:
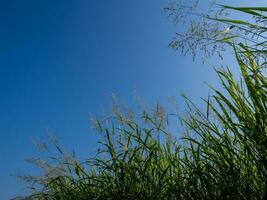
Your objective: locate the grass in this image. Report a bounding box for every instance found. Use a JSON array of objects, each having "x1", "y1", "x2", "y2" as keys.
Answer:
[
  {"x1": 17, "y1": 44, "x2": 267, "y2": 200},
  {"x1": 17, "y1": 4, "x2": 267, "y2": 200}
]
